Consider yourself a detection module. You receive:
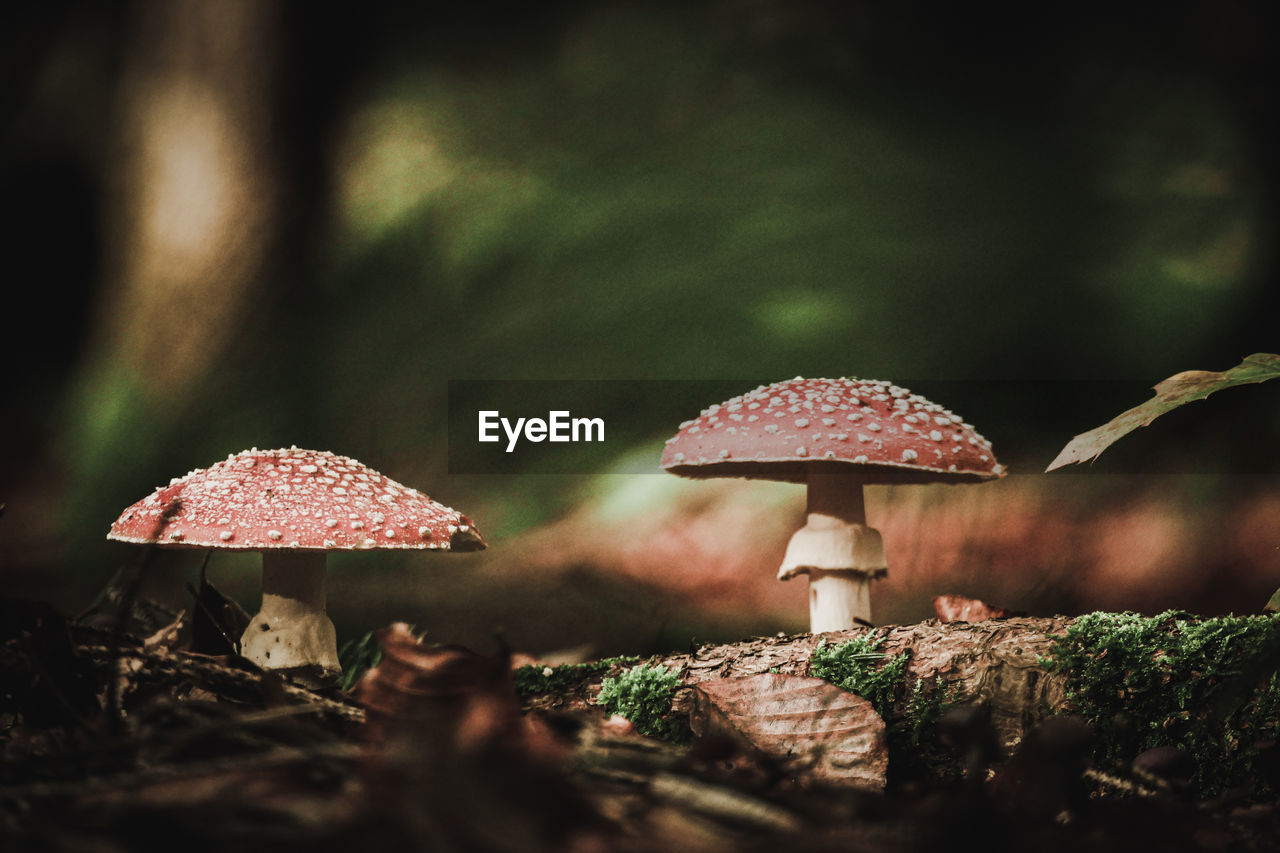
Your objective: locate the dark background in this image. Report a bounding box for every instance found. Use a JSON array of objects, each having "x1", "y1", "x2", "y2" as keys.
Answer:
[{"x1": 2, "y1": 0, "x2": 1276, "y2": 654}]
